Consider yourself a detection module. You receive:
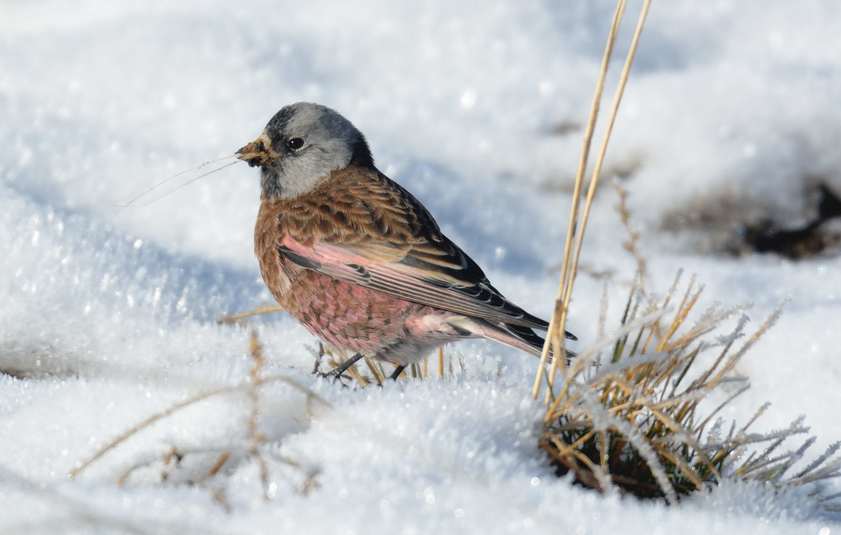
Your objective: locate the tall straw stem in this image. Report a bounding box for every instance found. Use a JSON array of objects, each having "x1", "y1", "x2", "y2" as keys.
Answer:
[
  {"x1": 534, "y1": 0, "x2": 652, "y2": 399},
  {"x1": 532, "y1": 0, "x2": 628, "y2": 398}
]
